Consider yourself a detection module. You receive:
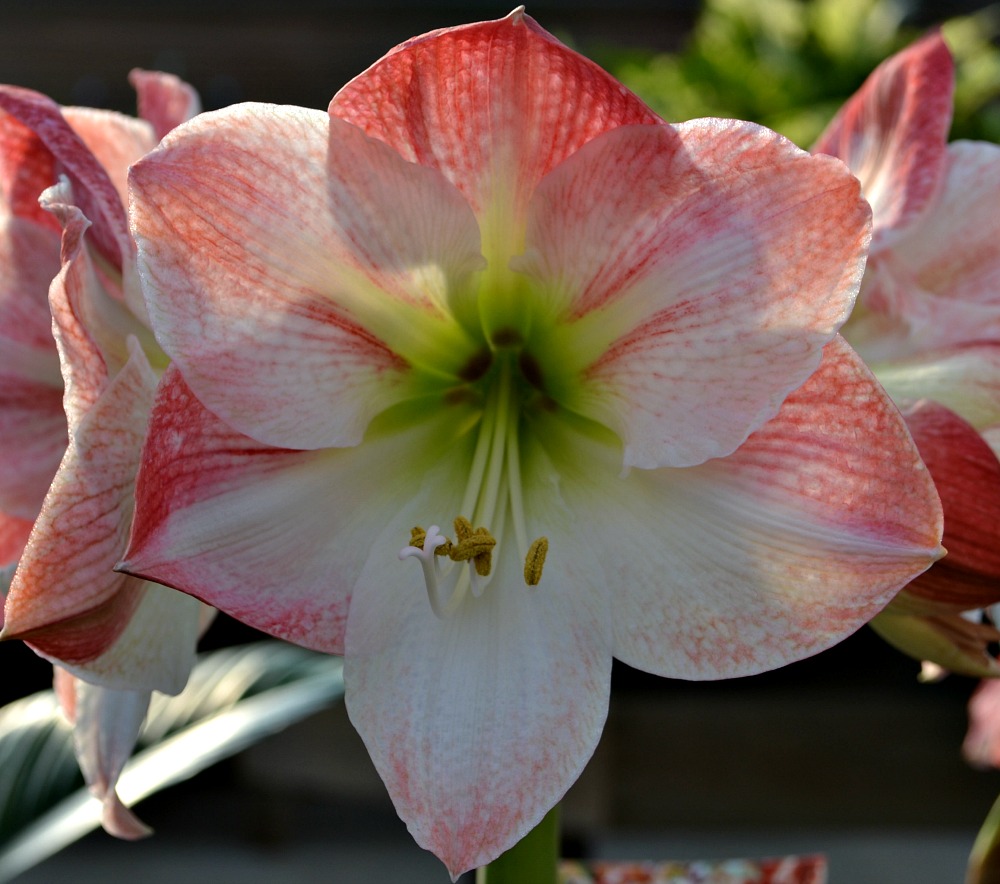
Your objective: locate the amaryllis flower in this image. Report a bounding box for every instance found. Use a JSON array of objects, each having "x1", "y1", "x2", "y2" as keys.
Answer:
[
  {"x1": 124, "y1": 11, "x2": 942, "y2": 876},
  {"x1": 813, "y1": 32, "x2": 1000, "y2": 675},
  {"x1": 0, "y1": 72, "x2": 205, "y2": 836}
]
